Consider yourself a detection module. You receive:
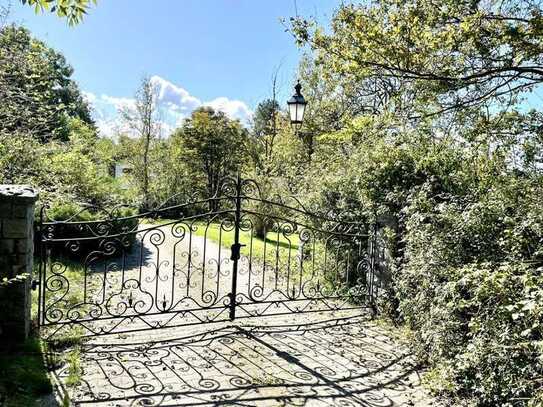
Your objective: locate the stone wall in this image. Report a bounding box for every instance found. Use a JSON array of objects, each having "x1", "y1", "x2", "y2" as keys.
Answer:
[
  {"x1": 0, "y1": 185, "x2": 38, "y2": 342},
  {"x1": 0, "y1": 274, "x2": 31, "y2": 341}
]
